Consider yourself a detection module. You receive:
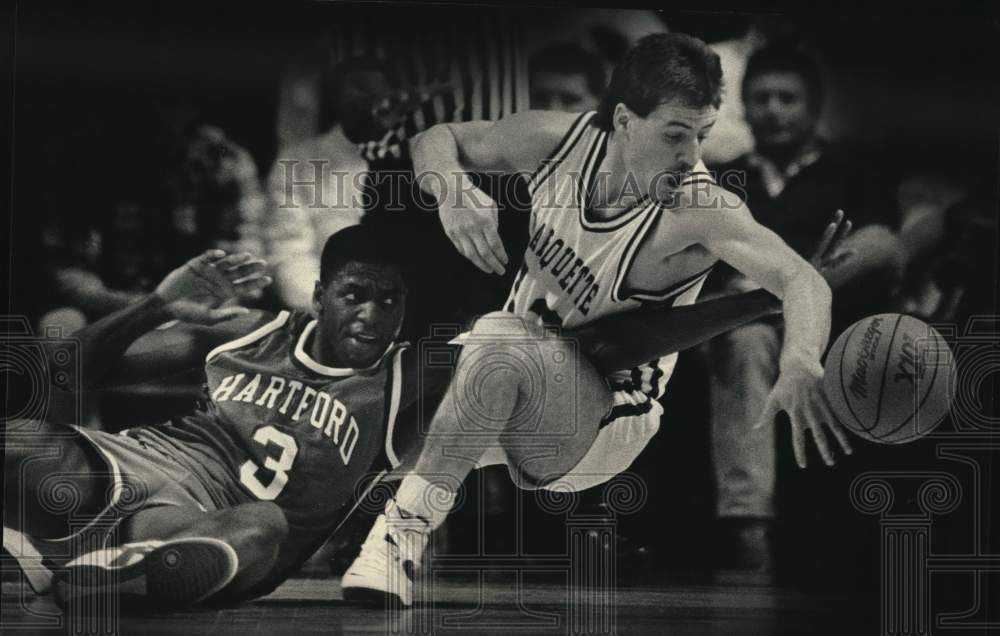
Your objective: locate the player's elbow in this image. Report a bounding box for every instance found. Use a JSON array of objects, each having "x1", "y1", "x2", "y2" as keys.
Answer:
[{"x1": 791, "y1": 264, "x2": 832, "y2": 307}]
